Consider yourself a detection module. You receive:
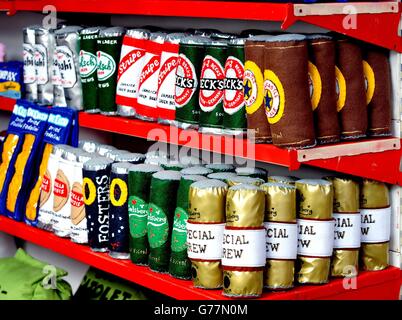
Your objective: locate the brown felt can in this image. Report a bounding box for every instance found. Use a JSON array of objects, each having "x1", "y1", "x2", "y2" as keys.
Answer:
[
  {"x1": 263, "y1": 34, "x2": 316, "y2": 149},
  {"x1": 362, "y1": 44, "x2": 392, "y2": 137},
  {"x1": 244, "y1": 36, "x2": 272, "y2": 143},
  {"x1": 307, "y1": 35, "x2": 340, "y2": 144},
  {"x1": 335, "y1": 39, "x2": 368, "y2": 139}
]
